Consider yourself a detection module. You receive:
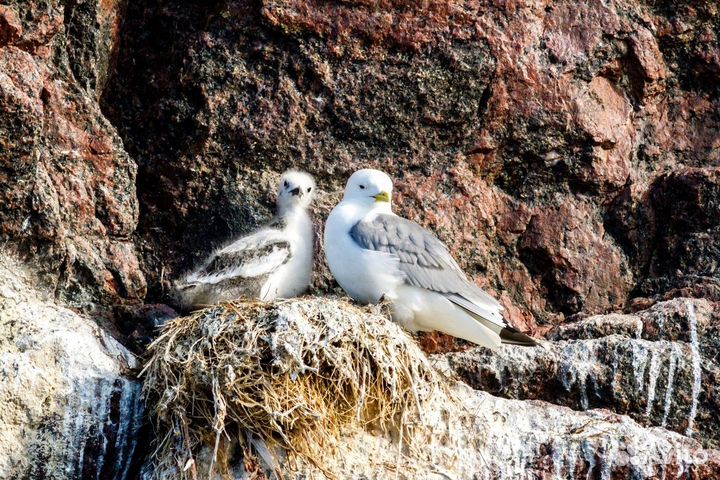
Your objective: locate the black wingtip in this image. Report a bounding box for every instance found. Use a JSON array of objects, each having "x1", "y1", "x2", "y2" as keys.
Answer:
[{"x1": 500, "y1": 326, "x2": 539, "y2": 346}]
